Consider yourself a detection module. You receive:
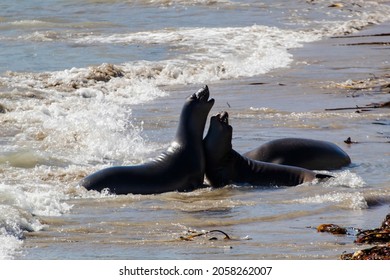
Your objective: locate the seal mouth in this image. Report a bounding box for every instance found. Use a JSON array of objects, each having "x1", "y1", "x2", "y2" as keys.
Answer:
[
  {"x1": 195, "y1": 85, "x2": 209, "y2": 101},
  {"x1": 190, "y1": 85, "x2": 214, "y2": 104},
  {"x1": 217, "y1": 111, "x2": 229, "y2": 125}
]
